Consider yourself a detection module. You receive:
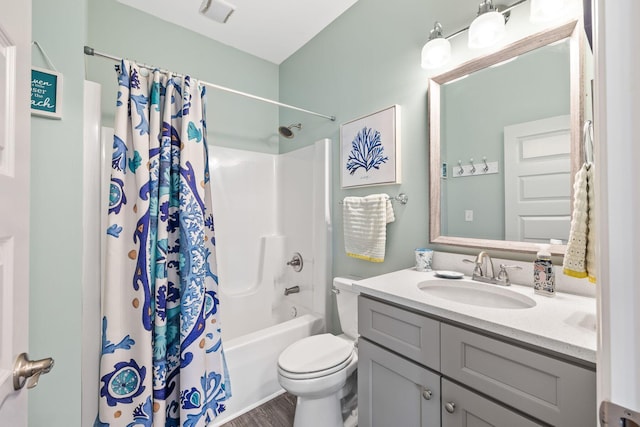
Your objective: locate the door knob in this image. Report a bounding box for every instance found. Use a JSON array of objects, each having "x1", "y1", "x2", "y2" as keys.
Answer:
[
  {"x1": 445, "y1": 401, "x2": 456, "y2": 414},
  {"x1": 13, "y1": 352, "x2": 54, "y2": 390}
]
